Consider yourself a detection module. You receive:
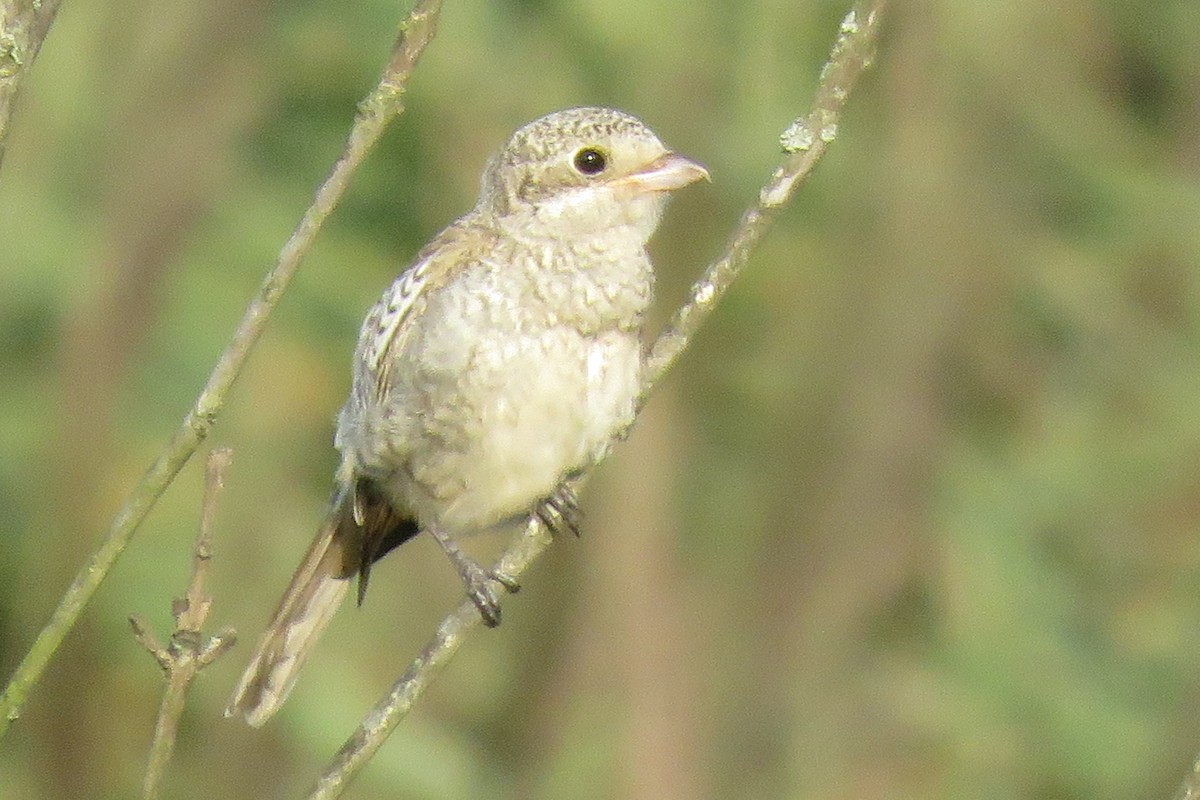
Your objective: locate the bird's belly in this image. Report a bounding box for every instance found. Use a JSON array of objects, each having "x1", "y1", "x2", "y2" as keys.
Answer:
[{"x1": 399, "y1": 328, "x2": 642, "y2": 533}]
